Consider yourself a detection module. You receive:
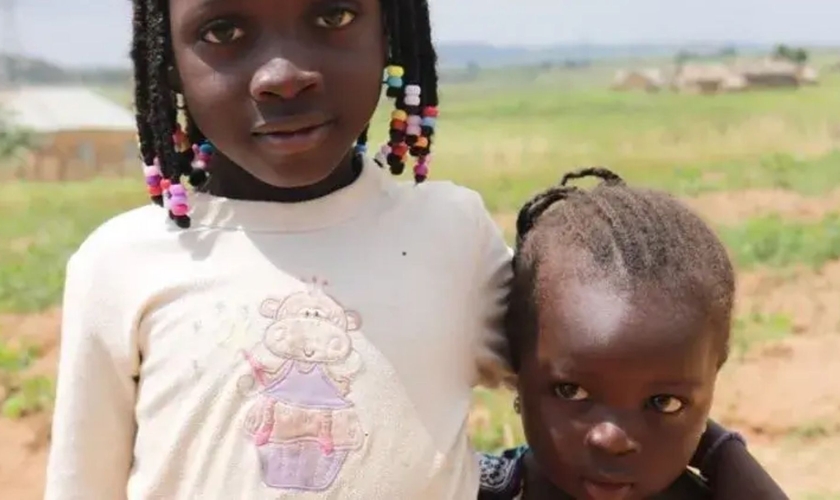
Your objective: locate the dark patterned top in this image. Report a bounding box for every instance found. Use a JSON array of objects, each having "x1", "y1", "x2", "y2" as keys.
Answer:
[
  {"x1": 478, "y1": 447, "x2": 711, "y2": 499},
  {"x1": 478, "y1": 446, "x2": 528, "y2": 500}
]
